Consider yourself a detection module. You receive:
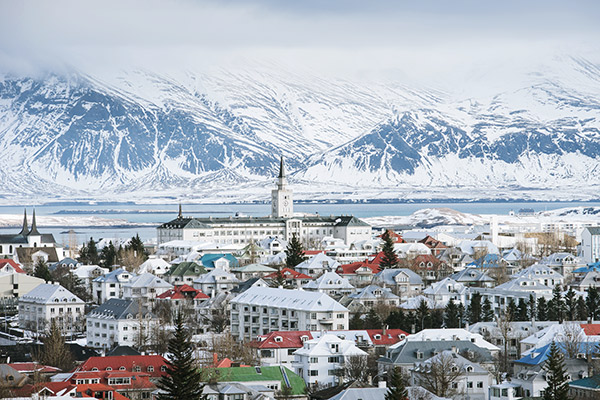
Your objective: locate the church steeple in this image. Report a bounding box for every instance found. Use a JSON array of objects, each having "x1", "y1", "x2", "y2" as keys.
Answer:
[
  {"x1": 278, "y1": 156, "x2": 285, "y2": 179},
  {"x1": 178, "y1": 203, "x2": 183, "y2": 219},
  {"x1": 271, "y1": 156, "x2": 293, "y2": 218},
  {"x1": 18, "y1": 209, "x2": 28, "y2": 236},
  {"x1": 29, "y1": 209, "x2": 40, "y2": 236}
]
